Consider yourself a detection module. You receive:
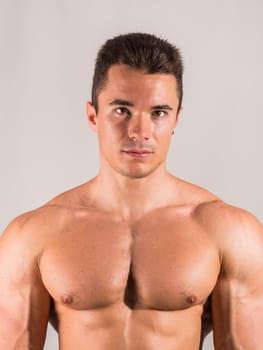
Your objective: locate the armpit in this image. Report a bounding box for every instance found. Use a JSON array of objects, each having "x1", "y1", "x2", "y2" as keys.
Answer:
[
  {"x1": 200, "y1": 296, "x2": 213, "y2": 349},
  {"x1": 49, "y1": 298, "x2": 59, "y2": 332}
]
